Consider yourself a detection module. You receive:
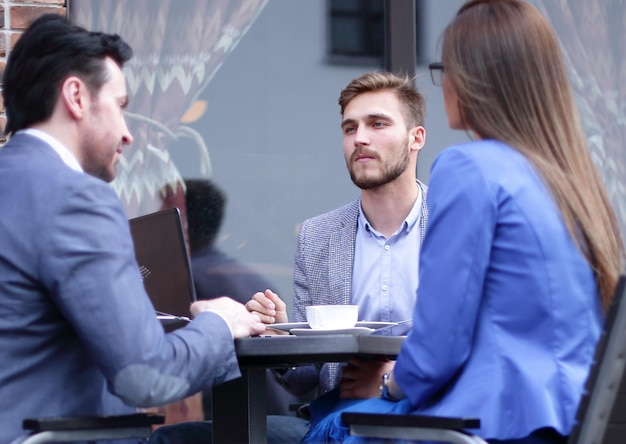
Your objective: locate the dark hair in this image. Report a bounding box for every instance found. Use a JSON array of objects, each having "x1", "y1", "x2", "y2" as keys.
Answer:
[
  {"x1": 2, "y1": 14, "x2": 133, "y2": 136},
  {"x1": 185, "y1": 179, "x2": 226, "y2": 253},
  {"x1": 338, "y1": 71, "x2": 426, "y2": 128},
  {"x1": 443, "y1": 0, "x2": 623, "y2": 309}
]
